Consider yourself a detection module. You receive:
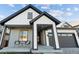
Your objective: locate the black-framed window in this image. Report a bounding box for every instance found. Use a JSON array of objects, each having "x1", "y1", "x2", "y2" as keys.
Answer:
[{"x1": 27, "y1": 12, "x2": 33, "y2": 19}]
